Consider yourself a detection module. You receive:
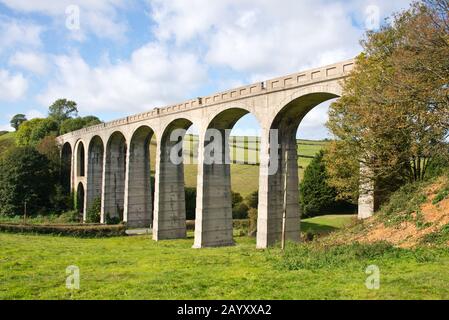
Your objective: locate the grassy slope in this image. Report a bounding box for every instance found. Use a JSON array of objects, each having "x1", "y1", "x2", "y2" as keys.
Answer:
[
  {"x1": 1, "y1": 232, "x2": 448, "y2": 300},
  {"x1": 0, "y1": 132, "x2": 15, "y2": 155},
  {"x1": 301, "y1": 215, "x2": 355, "y2": 235}
]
